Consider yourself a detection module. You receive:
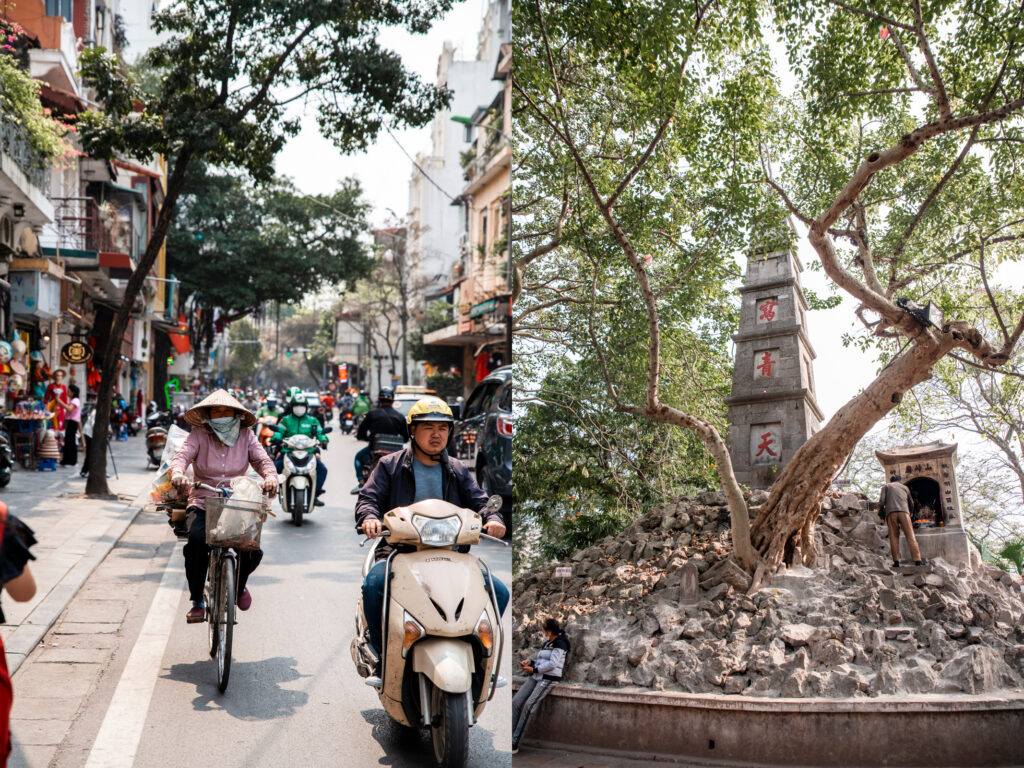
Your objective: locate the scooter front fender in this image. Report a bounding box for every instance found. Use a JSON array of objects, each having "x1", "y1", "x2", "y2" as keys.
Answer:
[{"x1": 412, "y1": 638, "x2": 474, "y2": 694}]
